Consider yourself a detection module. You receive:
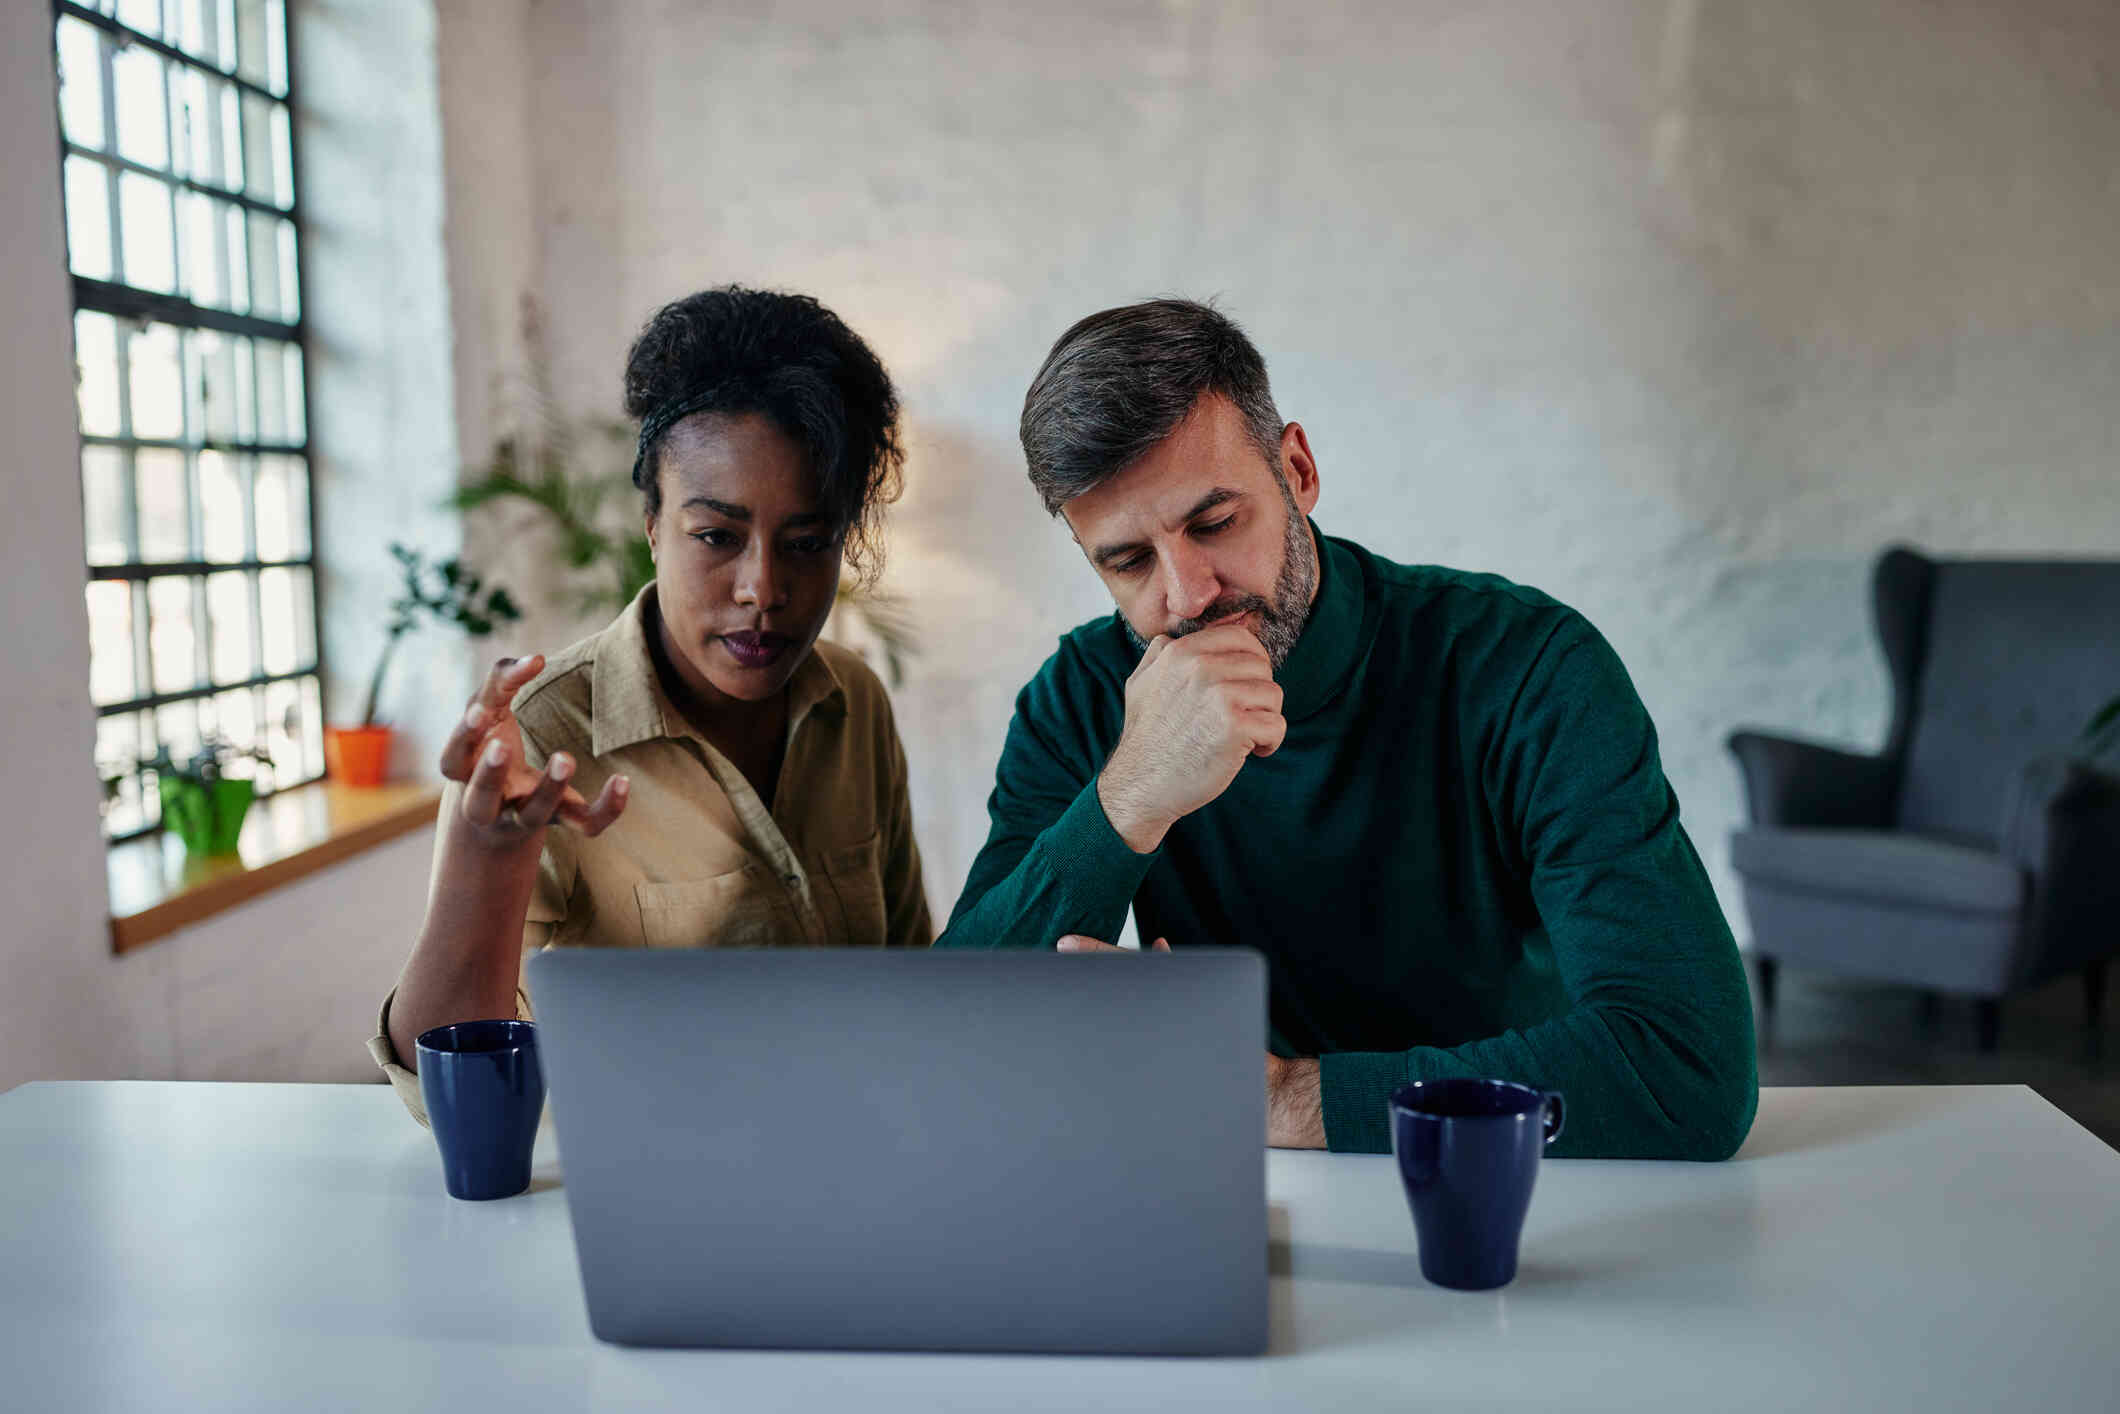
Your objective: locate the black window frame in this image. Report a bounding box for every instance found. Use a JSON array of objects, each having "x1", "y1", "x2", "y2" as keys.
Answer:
[{"x1": 52, "y1": 0, "x2": 326, "y2": 844}]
